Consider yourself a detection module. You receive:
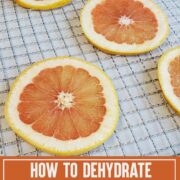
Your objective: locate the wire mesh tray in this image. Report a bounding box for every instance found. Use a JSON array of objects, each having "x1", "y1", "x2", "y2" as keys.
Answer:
[{"x1": 0, "y1": 0, "x2": 180, "y2": 156}]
